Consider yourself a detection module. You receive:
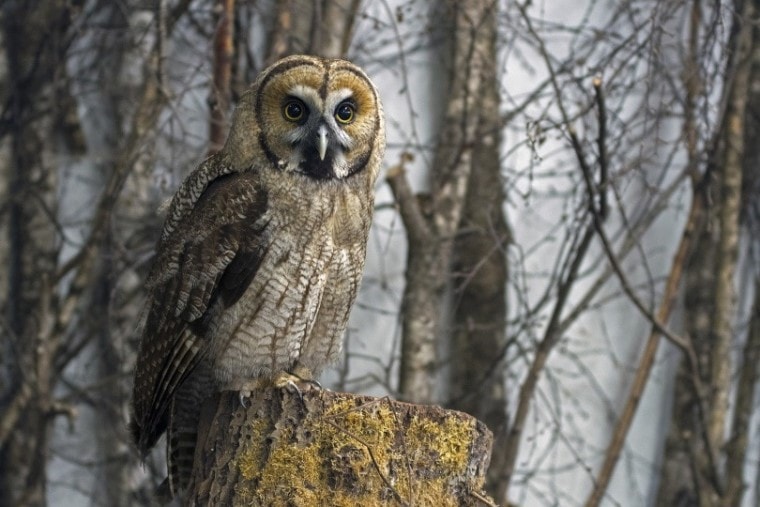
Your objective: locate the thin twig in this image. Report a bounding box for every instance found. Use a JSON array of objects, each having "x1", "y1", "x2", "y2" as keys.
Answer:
[
  {"x1": 503, "y1": 2, "x2": 603, "y2": 488},
  {"x1": 582, "y1": 73, "x2": 714, "y2": 506},
  {"x1": 470, "y1": 490, "x2": 498, "y2": 507},
  {"x1": 323, "y1": 399, "x2": 409, "y2": 506},
  {"x1": 592, "y1": 77, "x2": 609, "y2": 220}
]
